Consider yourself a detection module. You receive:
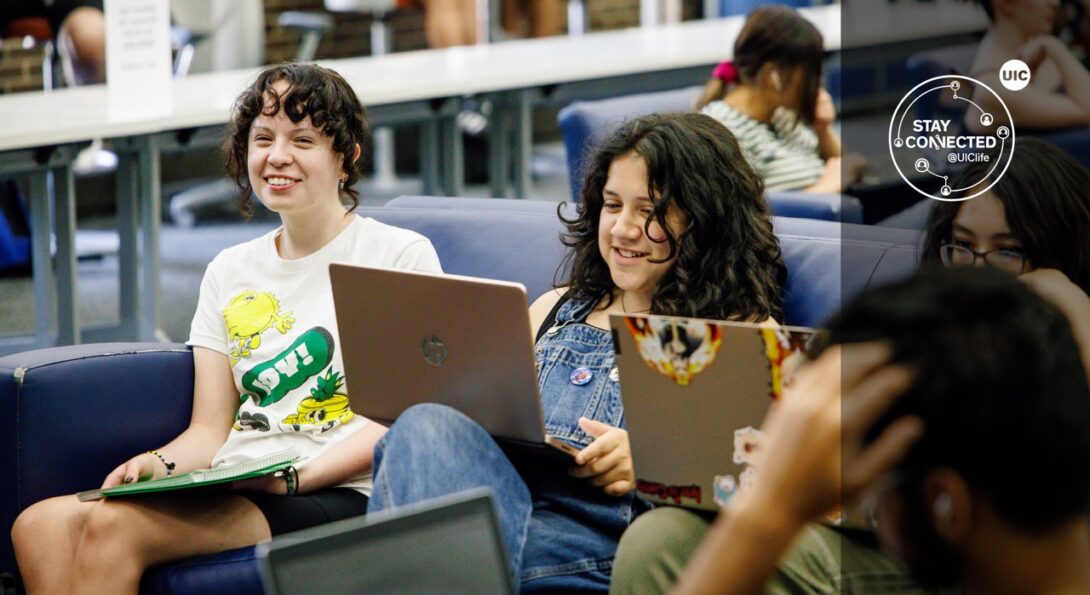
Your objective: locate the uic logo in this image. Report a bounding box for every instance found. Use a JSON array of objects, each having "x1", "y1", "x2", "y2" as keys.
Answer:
[
  {"x1": 888, "y1": 75, "x2": 1015, "y2": 202},
  {"x1": 1000, "y1": 59, "x2": 1031, "y2": 91}
]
